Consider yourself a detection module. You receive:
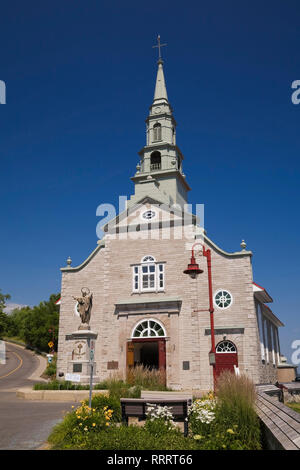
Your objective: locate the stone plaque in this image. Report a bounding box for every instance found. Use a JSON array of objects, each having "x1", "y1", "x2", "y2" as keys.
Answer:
[
  {"x1": 107, "y1": 361, "x2": 118, "y2": 370},
  {"x1": 73, "y1": 363, "x2": 82, "y2": 373}
]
